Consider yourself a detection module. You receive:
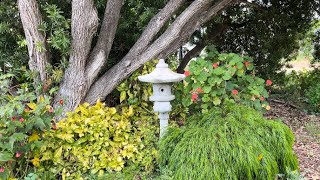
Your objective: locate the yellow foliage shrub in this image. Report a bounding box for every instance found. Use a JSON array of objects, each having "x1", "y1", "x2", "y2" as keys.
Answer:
[{"x1": 34, "y1": 101, "x2": 158, "y2": 179}]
